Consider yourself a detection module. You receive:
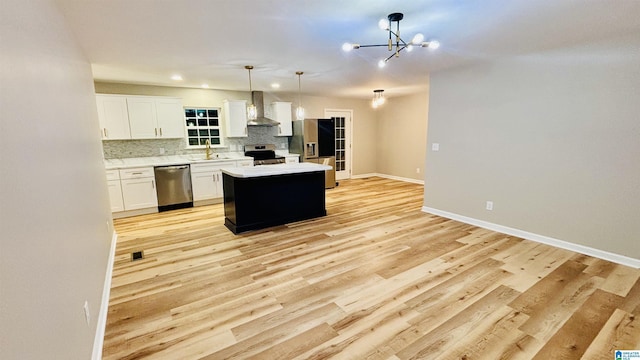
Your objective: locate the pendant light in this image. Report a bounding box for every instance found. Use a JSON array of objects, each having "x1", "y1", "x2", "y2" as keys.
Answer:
[
  {"x1": 295, "y1": 71, "x2": 305, "y2": 120},
  {"x1": 372, "y1": 89, "x2": 385, "y2": 108},
  {"x1": 245, "y1": 65, "x2": 257, "y2": 120}
]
